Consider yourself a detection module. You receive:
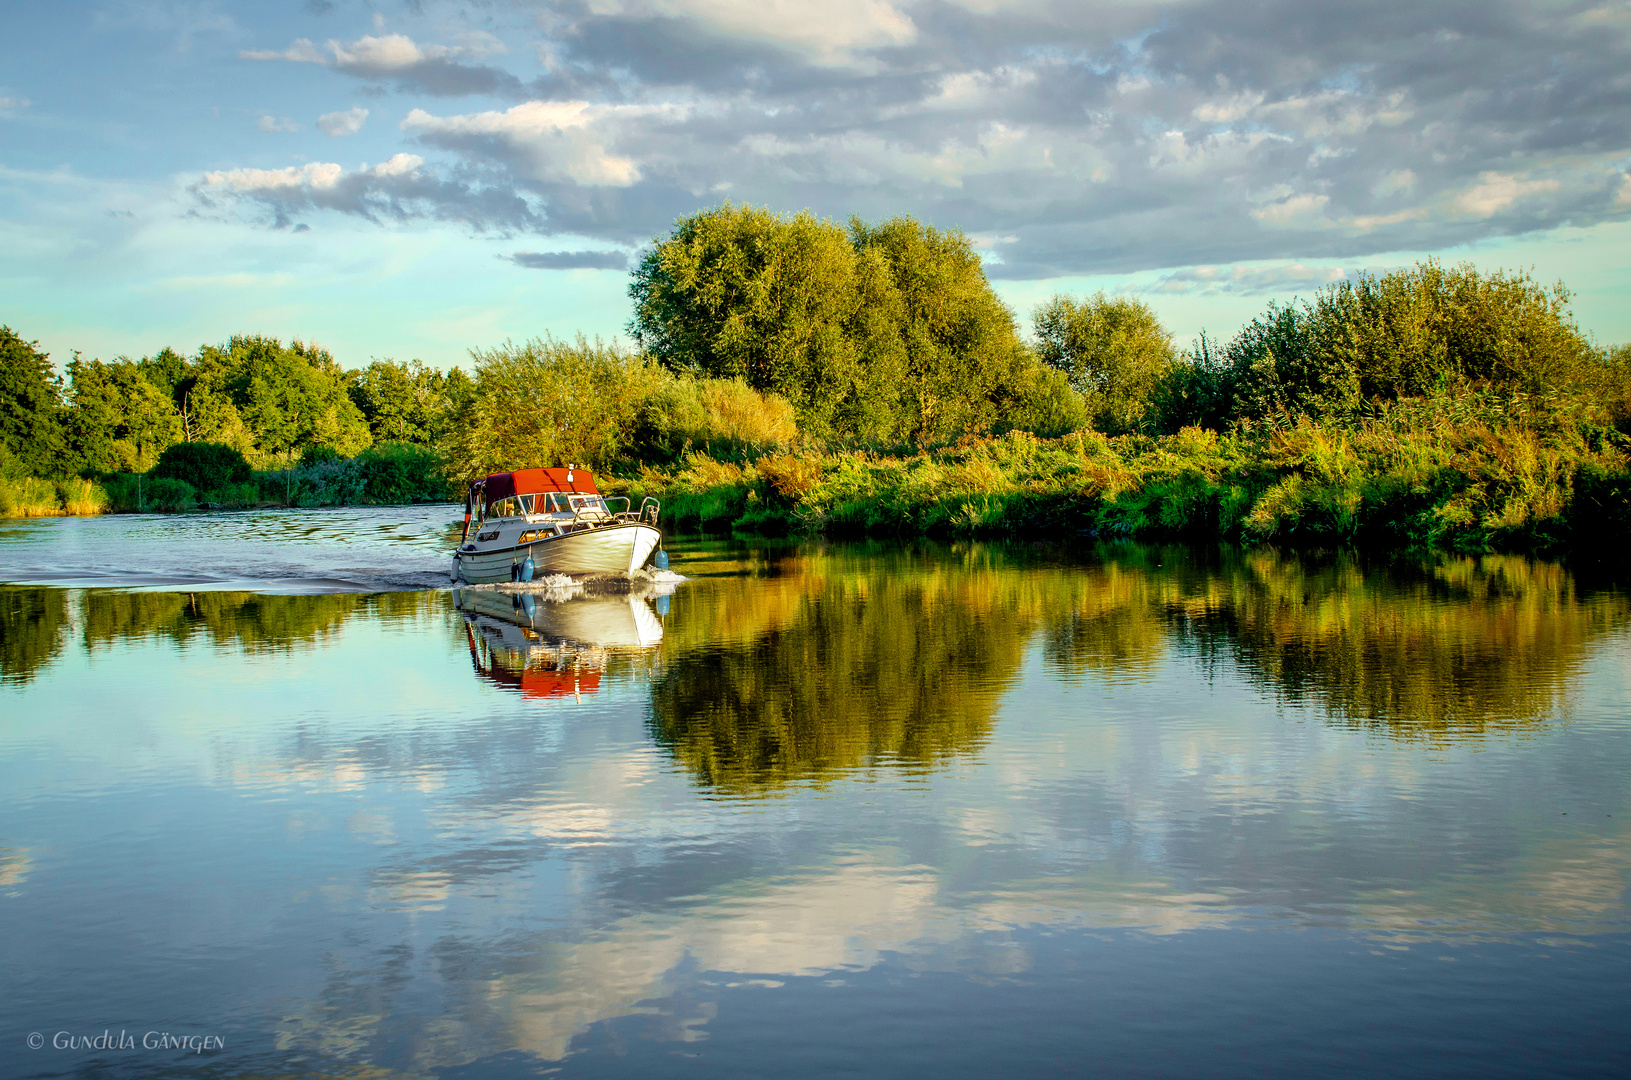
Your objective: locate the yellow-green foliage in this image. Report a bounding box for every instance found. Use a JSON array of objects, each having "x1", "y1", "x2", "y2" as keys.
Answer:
[
  {"x1": 57, "y1": 478, "x2": 107, "y2": 515},
  {"x1": 1033, "y1": 291, "x2": 1176, "y2": 433},
  {"x1": 449, "y1": 335, "x2": 657, "y2": 478},
  {"x1": 0, "y1": 475, "x2": 62, "y2": 516},
  {"x1": 1205, "y1": 261, "x2": 1605, "y2": 428},
  {"x1": 630, "y1": 202, "x2": 1077, "y2": 444},
  {"x1": 624, "y1": 400, "x2": 1630, "y2": 551},
  {"x1": 448, "y1": 334, "x2": 802, "y2": 481},
  {"x1": 632, "y1": 373, "x2": 798, "y2": 462}
]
